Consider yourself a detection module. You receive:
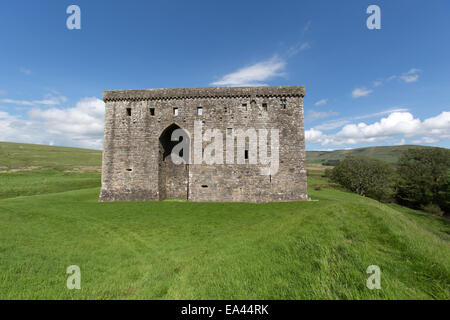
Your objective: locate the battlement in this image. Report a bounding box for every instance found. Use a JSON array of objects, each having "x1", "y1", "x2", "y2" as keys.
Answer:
[{"x1": 103, "y1": 86, "x2": 305, "y2": 101}]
